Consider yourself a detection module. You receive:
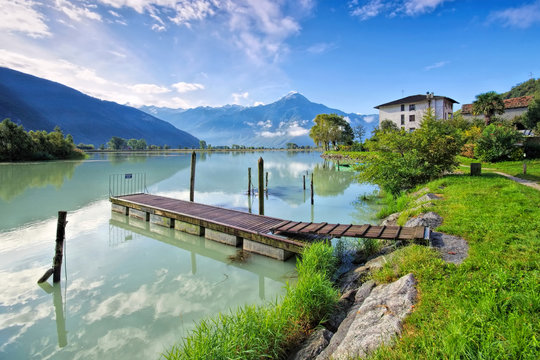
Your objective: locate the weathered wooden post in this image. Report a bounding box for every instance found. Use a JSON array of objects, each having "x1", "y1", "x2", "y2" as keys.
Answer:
[
  {"x1": 258, "y1": 157, "x2": 264, "y2": 215},
  {"x1": 310, "y1": 173, "x2": 314, "y2": 205},
  {"x1": 190, "y1": 151, "x2": 196, "y2": 202},
  {"x1": 303, "y1": 175, "x2": 306, "y2": 190},
  {"x1": 337, "y1": 160, "x2": 340, "y2": 171},
  {"x1": 470, "y1": 163, "x2": 481, "y2": 176},
  {"x1": 53, "y1": 211, "x2": 67, "y2": 283},
  {"x1": 248, "y1": 167, "x2": 252, "y2": 195},
  {"x1": 265, "y1": 172, "x2": 268, "y2": 192}
]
